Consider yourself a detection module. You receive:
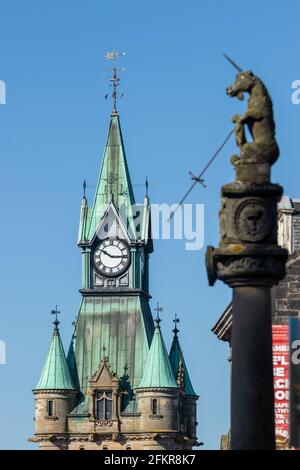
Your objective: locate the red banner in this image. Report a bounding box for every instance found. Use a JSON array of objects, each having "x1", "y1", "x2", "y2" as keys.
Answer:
[{"x1": 272, "y1": 325, "x2": 289, "y2": 449}]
